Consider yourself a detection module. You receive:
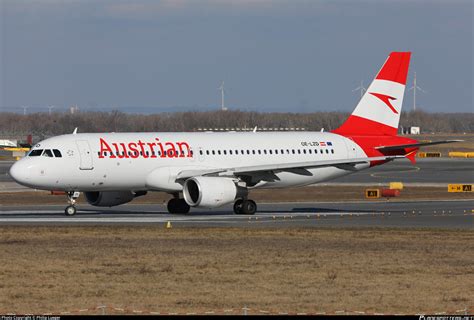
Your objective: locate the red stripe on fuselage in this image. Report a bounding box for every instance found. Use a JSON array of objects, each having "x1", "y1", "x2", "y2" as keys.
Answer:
[{"x1": 354, "y1": 136, "x2": 418, "y2": 167}]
